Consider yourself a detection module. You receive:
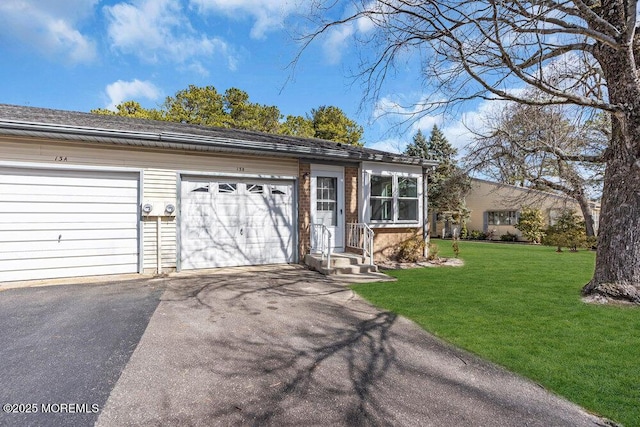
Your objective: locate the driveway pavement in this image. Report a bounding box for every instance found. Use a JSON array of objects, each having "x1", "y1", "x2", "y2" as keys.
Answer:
[
  {"x1": 0, "y1": 279, "x2": 164, "y2": 427},
  {"x1": 94, "y1": 265, "x2": 608, "y2": 426}
]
